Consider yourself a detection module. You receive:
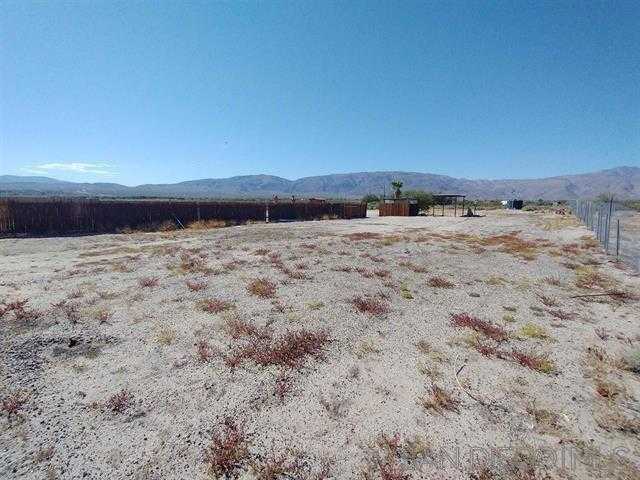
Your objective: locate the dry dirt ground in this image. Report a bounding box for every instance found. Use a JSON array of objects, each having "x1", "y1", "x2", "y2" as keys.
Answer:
[{"x1": 1, "y1": 210, "x2": 640, "y2": 480}]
